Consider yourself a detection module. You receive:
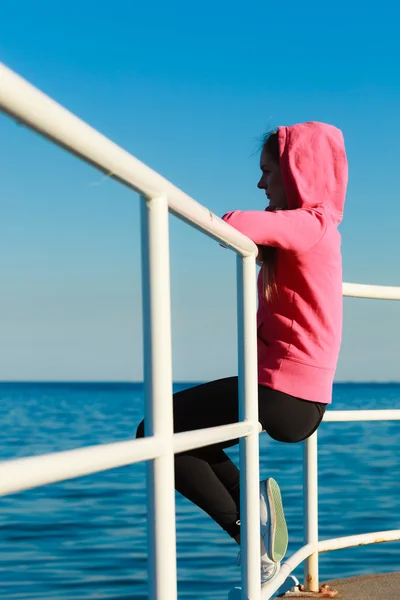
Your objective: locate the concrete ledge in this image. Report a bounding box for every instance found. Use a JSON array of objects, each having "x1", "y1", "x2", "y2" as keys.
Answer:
[{"x1": 325, "y1": 573, "x2": 400, "y2": 599}]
